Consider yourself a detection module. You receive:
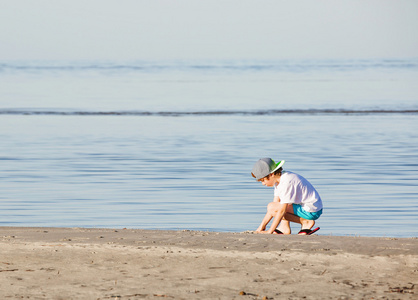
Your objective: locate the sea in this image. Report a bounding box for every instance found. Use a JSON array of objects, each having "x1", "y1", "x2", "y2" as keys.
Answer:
[{"x1": 1, "y1": 58, "x2": 417, "y2": 237}]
